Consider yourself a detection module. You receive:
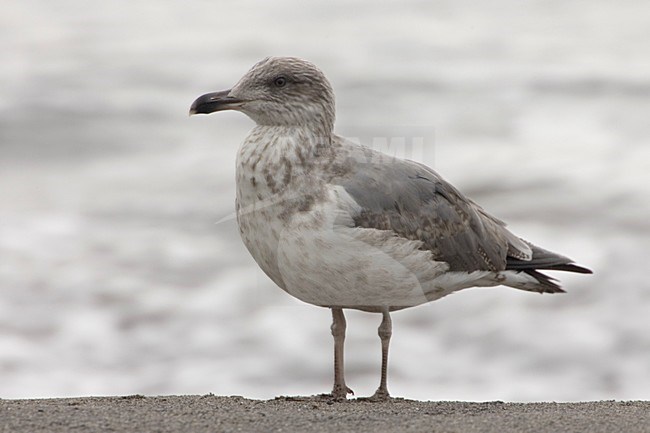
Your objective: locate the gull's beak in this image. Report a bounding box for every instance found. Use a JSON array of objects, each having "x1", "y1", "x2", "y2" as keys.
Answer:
[{"x1": 189, "y1": 89, "x2": 243, "y2": 115}]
